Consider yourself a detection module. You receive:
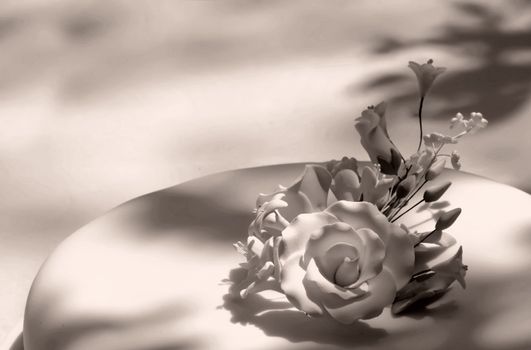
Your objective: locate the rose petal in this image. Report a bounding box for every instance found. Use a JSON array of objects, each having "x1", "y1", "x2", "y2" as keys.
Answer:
[
  {"x1": 324, "y1": 200, "x2": 413, "y2": 288},
  {"x1": 325, "y1": 201, "x2": 393, "y2": 240},
  {"x1": 302, "y1": 222, "x2": 363, "y2": 268},
  {"x1": 280, "y1": 255, "x2": 323, "y2": 316},
  {"x1": 304, "y1": 258, "x2": 367, "y2": 302},
  {"x1": 280, "y1": 212, "x2": 338, "y2": 261},
  {"x1": 350, "y1": 228, "x2": 386, "y2": 289},
  {"x1": 334, "y1": 257, "x2": 360, "y2": 287},
  {"x1": 315, "y1": 243, "x2": 359, "y2": 283},
  {"x1": 324, "y1": 267, "x2": 397, "y2": 323}
]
